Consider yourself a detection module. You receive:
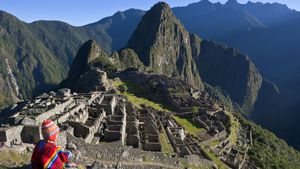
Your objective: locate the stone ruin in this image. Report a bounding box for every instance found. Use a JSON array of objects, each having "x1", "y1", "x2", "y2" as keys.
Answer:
[
  {"x1": 0, "y1": 87, "x2": 119, "y2": 146},
  {"x1": 74, "y1": 68, "x2": 113, "y2": 93},
  {"x1": 125, "y1": 104, "x2": 162, "y2": 151},
  {"x1": 165, "y1": 118, "x2": 206, "y2": 157},
  {"x1": 194, "y1": 111, "x2": 228, "y2": 140},
  {"x1": 0, "y1": 87, "x2": 163, "y2": 154},
  {"x1": 0, "y1": 69, "x2": 252, "y2": 169}
]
